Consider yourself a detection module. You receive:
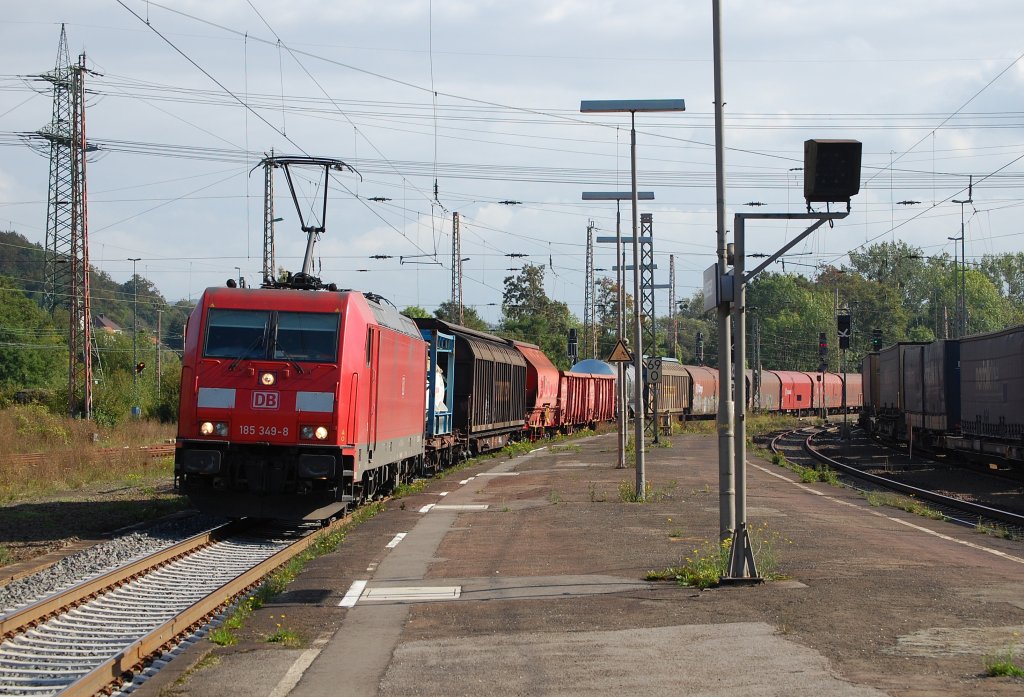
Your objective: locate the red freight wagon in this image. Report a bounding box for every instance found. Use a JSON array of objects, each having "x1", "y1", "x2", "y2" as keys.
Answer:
[
  {"x1": 802, "y1": 372, "x2": 844, "y2": 413},
  {"x1": 558, "y1": 369, "x2": 615, "y2": 430},
  {"x1": 749, "y1": 369, "x2": 783, "y2": 412},
  {"x1": 510, "y1": 340, "x2": 560, "y2": 432},
  {"x1": 773, "y1": 370, "x2": 813, "y2": 413},
  {"x1": 683, "y1": 365, "x2": 718, "y2": 416},
  {"x1": 841, "y1": 372, "x2": 864, "y2": 409}
]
